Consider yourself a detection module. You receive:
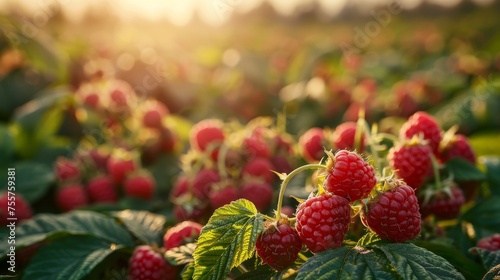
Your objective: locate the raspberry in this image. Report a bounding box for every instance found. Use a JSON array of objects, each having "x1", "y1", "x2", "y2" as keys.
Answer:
[
  {"x1": 123, "y1": 172, "x2": 156, "y2": 200},
  {"x1": 419, "y1": 185, "x2": 465, "y2": 220},
  {"x1": 242, "y1": 158, "x2": 275, "y2": 184},
  {"x1": 192, "y1": 169, "x2": 221, "y2": 199},
  {"x1": 439, "y1": 134, "x2": 476, "y2": 164},
  {"x1": 56, "y1": 184, "x2": 89, "y2": 212},
  {"x1": 88, "y1": 149, "x2": 110, "y2": 171},
  {"x1": 82, "y1": 92, "x2": 100, "y2": 109},
  {"x1": 477, "y1": 234, "x2": 500, "y2": 251},
  {"x1": 243, "y1": 136, "x2": 271, "y2": 159},
  {"x1": 86, "y1": 175, "x2": 118, "y2": 203},
  {"x1": 323, "y1": 150, "x2": 376, "y2": 202},
  {"x1": 295, "y1": 192, "x2": 351, "y2": 253},
  {"x1": 54, "y1": 157, "x2": 80, "y2": 182},
  {"x1": 159, "y1": 127, "x2": 176, "y2": 153},
  {"x1": 399, "y1": 111, "x2": 442, "y2": 154},
  {"x1": 142, "y1": 101, "x2": 169, "y2": 129},
  {"x1": 256, "y1": 218, "x2": 303, "y2": 271},
  {"x1": 106, "y1": 153, "x2": 137, "y2": 183},
  {"x1": 0, "y1": 193, "x2": 32, "y2": 225},
  {"x1": 332, "y1": 122, "x2": 365, "y2": 152},
  {"x1": 388, "y1": 139, "x2": 432, "y2": 189},
  {"x1": 173, "y1": 204, "x2": 210, "y2": 223},
  {"x1": 240, "y1": 182, "x2": 273, "y2": 212},
  {"x1": 163, "y1": 221, "x2": 203, "y2": 249},
  {"x1": 361, "y1": 184, "x2": 421, "y2": 242},
  {"x1": 189, "y1": 119, "x2": 225, "y2": 159},
  {"x1": 128, "y1": 245, "x2": 168, "y2": 280},
  {"x1": 209, "y1": 184, "x2": 240, "y2": 210},
  {"x1": 299, "y1": 128, "x2": 326, "y2": 163}
]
